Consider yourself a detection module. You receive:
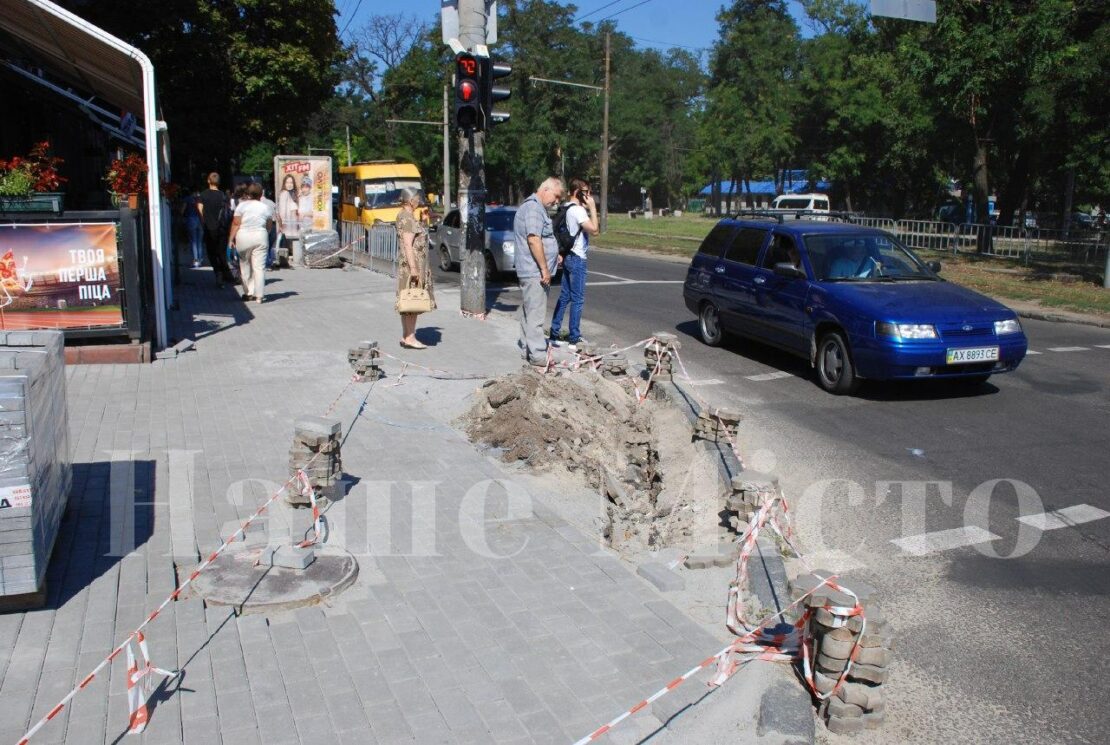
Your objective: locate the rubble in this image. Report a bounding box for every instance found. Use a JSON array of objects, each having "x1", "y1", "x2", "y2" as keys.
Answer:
[{"x1": 463, "y1": 366, "x2": 724, "y2": 552}]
